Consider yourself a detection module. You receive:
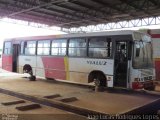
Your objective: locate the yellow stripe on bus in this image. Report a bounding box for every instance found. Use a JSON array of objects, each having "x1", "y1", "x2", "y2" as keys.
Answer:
[{"x1": 64, "y1": 57, "x2": 70, "y2": 80}]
